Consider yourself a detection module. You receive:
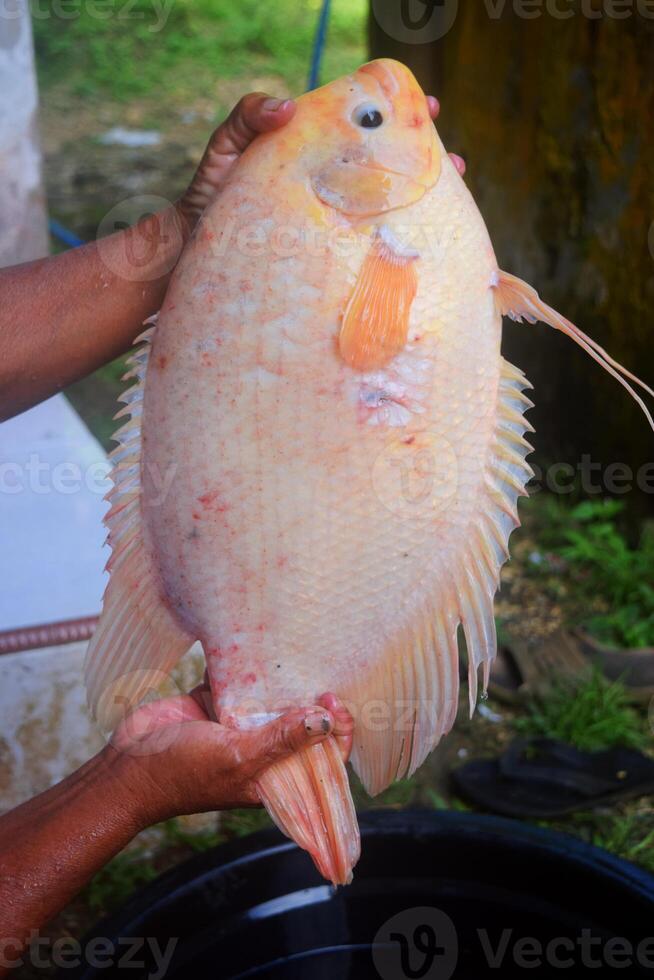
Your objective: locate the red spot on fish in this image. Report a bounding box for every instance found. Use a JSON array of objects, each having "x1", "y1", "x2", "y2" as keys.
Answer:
[
  {"x1": 403, "y1": 436, "x2": 415, "y2": 445},
  {"x1": 192, "y1": 511, "x2": 201, "y2": 520},
  {"x1": 201, "y1": 352, "x2": 213, "y2": 367},
  {"x1": 157, "y1": 355, "x2": 168, "y2": 369},
  {"x1": 243, "y1": 672, "x2": 257, "y2": 684},
  {"x1": 409, "y1": 113, "x2": 423, "y2": 128},
  {"x1": 197, "y1": 490, "x2": 226, "y2": 510},
  {"x1": 277, "y1": 555, "x2": 288, "y2": 569}
]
